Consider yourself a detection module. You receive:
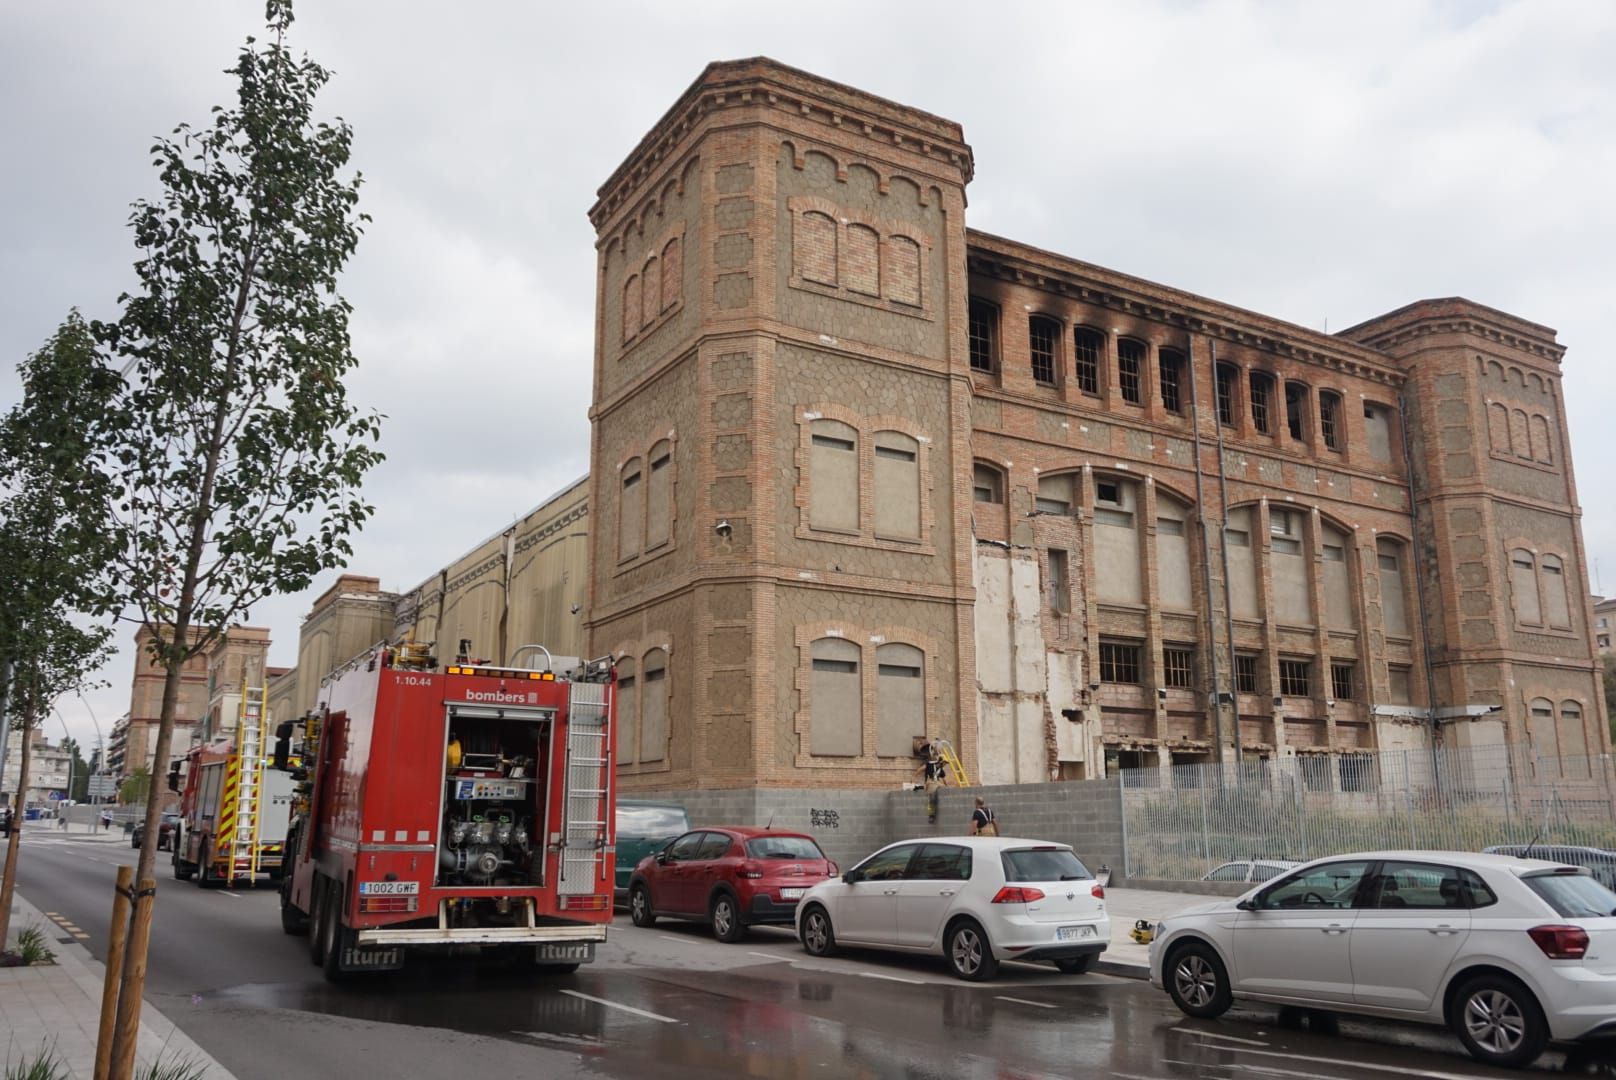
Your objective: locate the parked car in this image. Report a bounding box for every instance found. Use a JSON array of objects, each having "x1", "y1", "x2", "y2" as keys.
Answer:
[
  {"x1": 628, "y1": 826, "x2": 835, "y2": 942},
  {"x1": 1483, "y1": 844, "x2": 1616, "y2": 892},
  {"x1": 1150, "y1": 849, "x2": 1616, "y2": 1069},
  {"x1": 615, "y1": 799, "x2": 691, "y2": 906},
  {"x1": 795, "y1": 836, "x2": 1110, "y2": 982},
  {"x1": 1202, "y1": 859, "x2": 1300, "y2": 884},
  {"x1": 131, "y1": 811, "x2": 180, "y2": 851}
]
